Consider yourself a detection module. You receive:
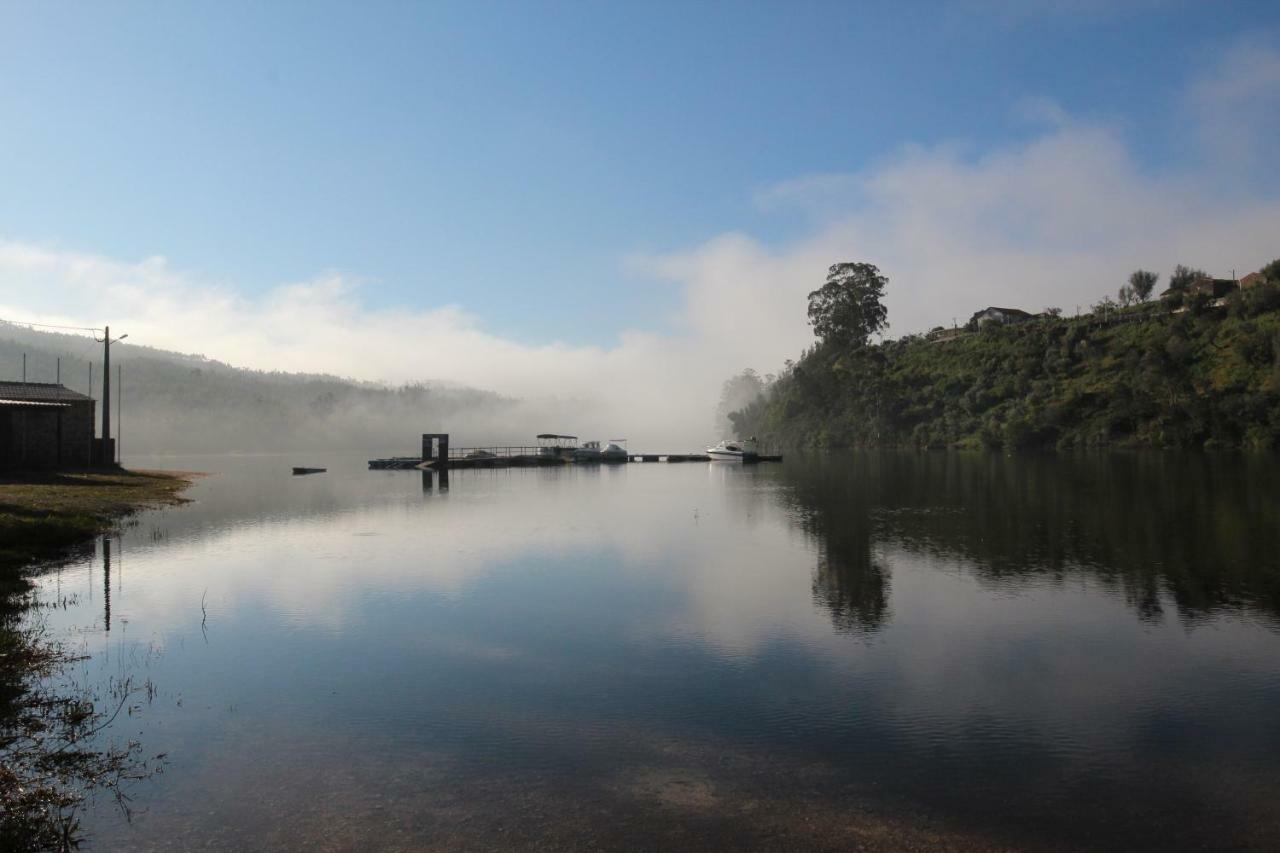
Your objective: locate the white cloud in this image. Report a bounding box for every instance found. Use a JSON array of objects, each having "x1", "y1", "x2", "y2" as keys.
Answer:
[
  {"x1": 2, "y1": 40, "x2": 1278, "y2": 448},
  {"x1": 752, "y1": 172, "x2": 862, "y2": 213},
  {"x1": 1187, "y1": 34, "x2": 1280, "y2": 180},
  {"x1": 0, "y1": 242, "x2": 751, "y2": 447}
]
